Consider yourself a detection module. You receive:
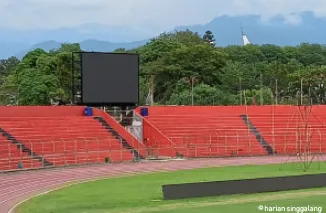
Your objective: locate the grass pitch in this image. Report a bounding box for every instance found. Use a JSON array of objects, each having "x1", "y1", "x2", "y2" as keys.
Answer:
[{"x1": 17, "y1": 161, "x2": 326, "y2": 213}]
